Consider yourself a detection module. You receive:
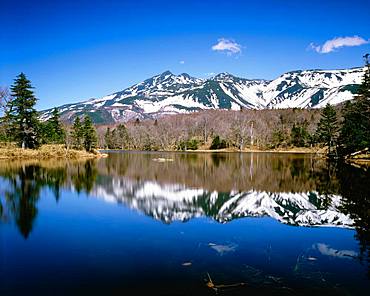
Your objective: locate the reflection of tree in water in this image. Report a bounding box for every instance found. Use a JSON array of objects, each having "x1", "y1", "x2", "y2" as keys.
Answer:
[
  {"x1": 100, "y1": 153, "x2": 346, "y2": 198},
  {"x1": 104, "y1": 154, "x2": 129, "y2": 176},
  {"x1": 308, "y1": 161, "x2": 340, "y2": 210},
  {"x1": 0, "y1": 160, "x2": 97, "y2": 238},
  {"x1": 71, "y1": 160, "x2": 98, "y2": 194},
  {"x1": 314, "y1": 161, "x2": 340, "y2": 195},
  {"x1": 337, "y1": 164, "x2": 370, "y2": 277},
  {"x1": 1, "y1": 165, "x2": 64, "y2": 238},
  {"x1": 6, "y1": 166, "x2": 41, "y2": 238},
  {"x1": 211, "y1": 153, "x2": 227, "y2": 167}
]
